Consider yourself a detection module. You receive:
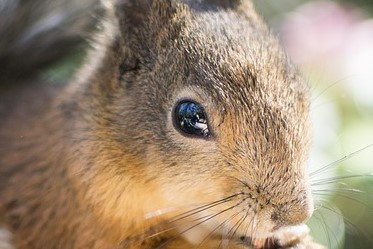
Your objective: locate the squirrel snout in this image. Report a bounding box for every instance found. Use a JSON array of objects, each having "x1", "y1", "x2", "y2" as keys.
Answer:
[{"x1": 271, "y1": 201, "x2": 314, "y2": 228}]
